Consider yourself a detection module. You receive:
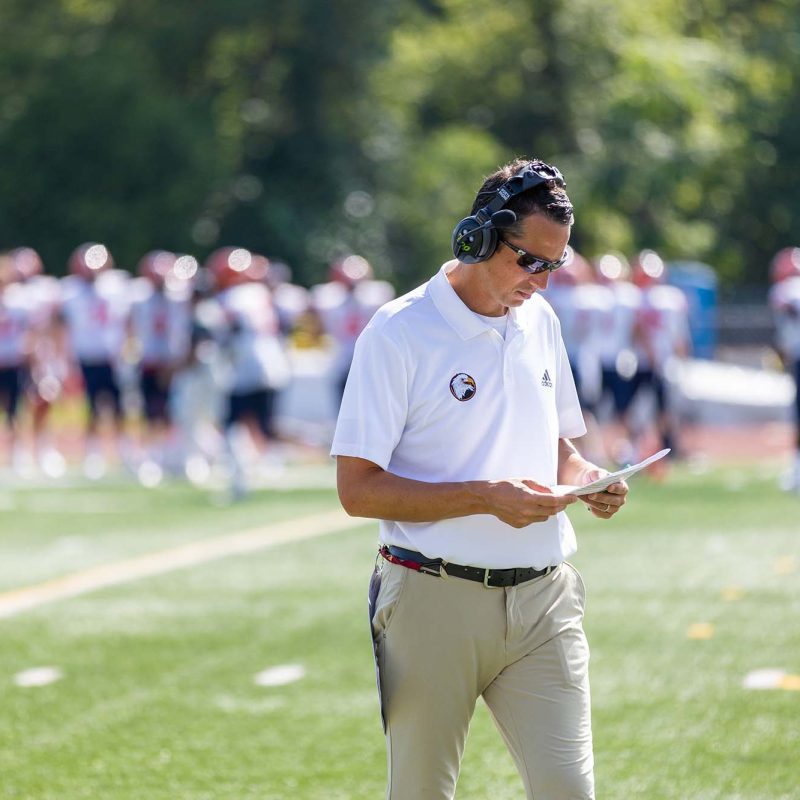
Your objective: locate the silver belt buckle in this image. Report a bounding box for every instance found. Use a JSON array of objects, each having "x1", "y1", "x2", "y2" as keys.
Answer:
[{"x1": 483, "y1": 568, "x2": 501, "y2": 588}]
